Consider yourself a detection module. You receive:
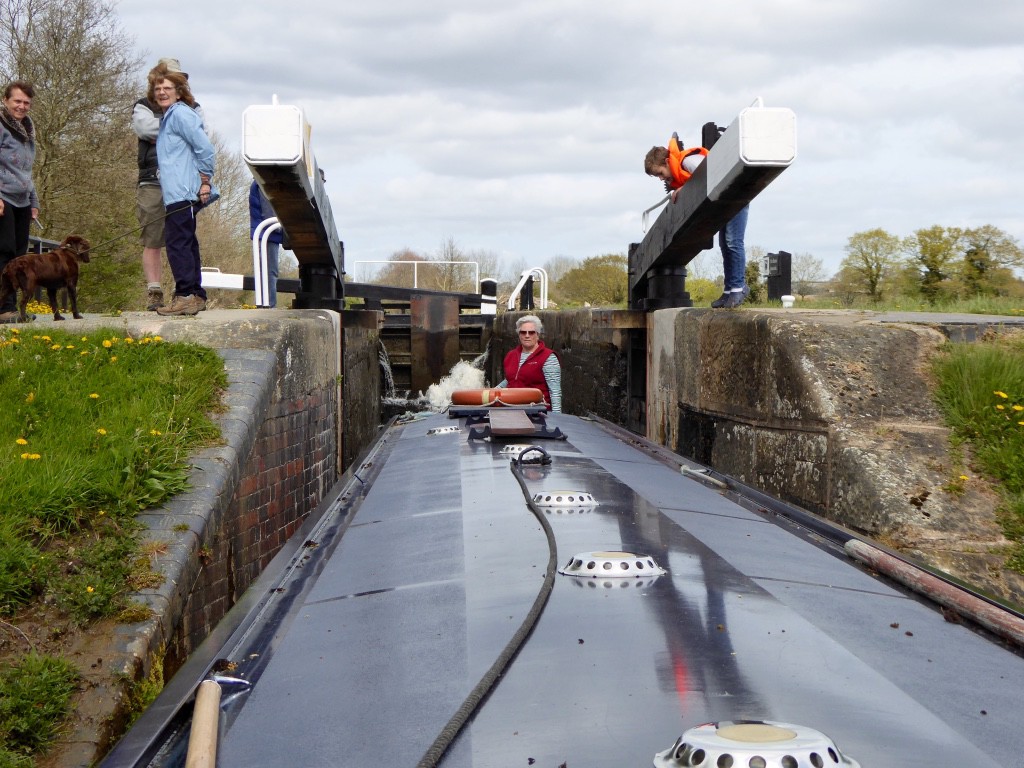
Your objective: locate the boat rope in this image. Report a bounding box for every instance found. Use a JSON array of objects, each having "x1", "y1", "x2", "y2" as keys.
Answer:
[{"x1": 415, "y1": 445, "x2": 558, "y2": 768}]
